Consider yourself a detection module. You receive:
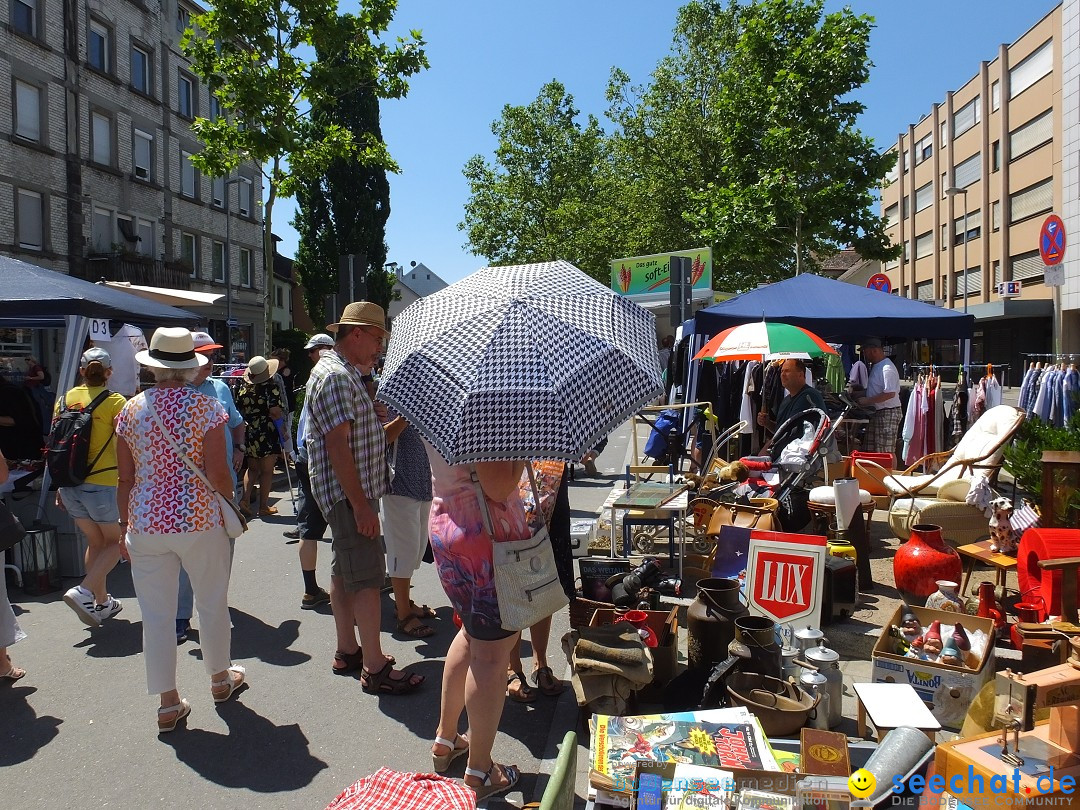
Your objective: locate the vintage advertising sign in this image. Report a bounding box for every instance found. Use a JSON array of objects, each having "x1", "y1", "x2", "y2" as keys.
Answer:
[
  {"x1": 611, "y1": 248, "x2": 712, "y2": 296},
  {"x1": 745, "y1": 530, "x2": 827, "y2": 627}
]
